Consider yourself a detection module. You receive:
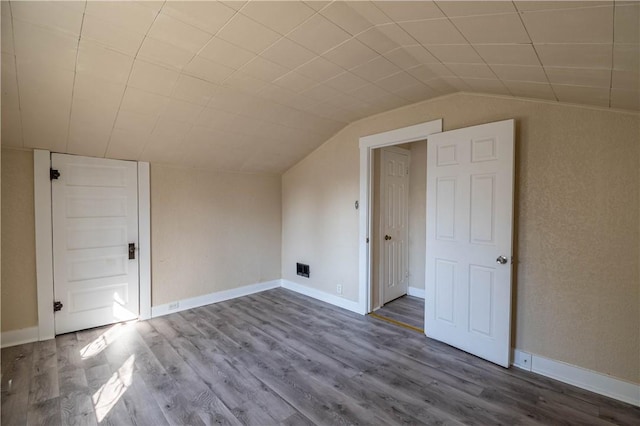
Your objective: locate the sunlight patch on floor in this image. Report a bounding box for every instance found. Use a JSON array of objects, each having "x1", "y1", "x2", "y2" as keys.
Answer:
[
  {"x1": 92, "y1": 355, "x2": 135, "y2": 422},
  {"x1": 80, "y1": 320, "x2": 136, "y2": 360}
]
